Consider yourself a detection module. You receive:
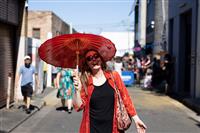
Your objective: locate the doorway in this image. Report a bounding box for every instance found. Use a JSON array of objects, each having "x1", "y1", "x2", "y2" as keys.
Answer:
[{"x1": 179, "y1": 9, "x2": 192, "y2": 96}]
